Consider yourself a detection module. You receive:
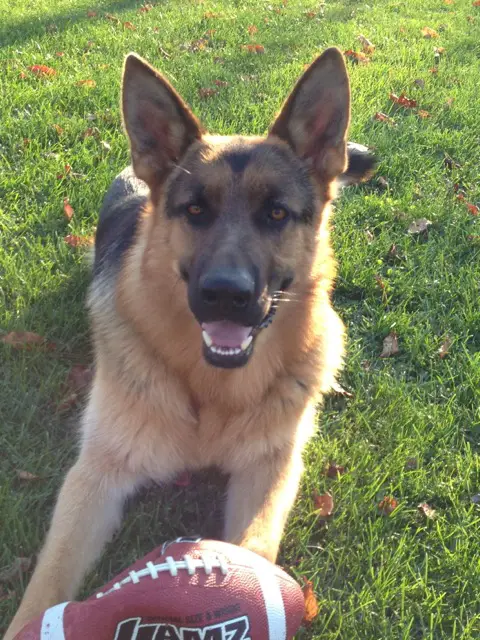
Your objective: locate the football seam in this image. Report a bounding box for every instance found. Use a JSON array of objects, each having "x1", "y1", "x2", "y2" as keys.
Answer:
[{"x1": 95, "y1": 553, "x2": 229, "y2": 599}]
